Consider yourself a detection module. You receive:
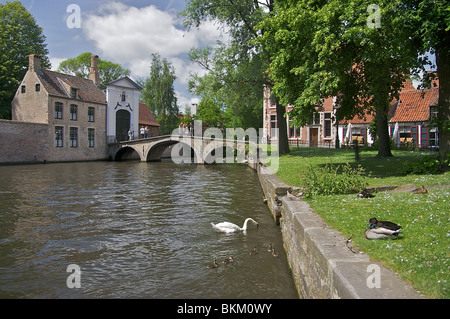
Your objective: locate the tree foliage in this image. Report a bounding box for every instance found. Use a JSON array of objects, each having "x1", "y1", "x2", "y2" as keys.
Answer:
[
  {"x1": 0, "y1": 1, "x2": 49, "y2": 119},
  {"x1": 258, "y1": 0, "x2": 433, "y2": 157},
  {"x1": 140, "y1": 53, "x2": 180, "y2": 135},
  {"x1": 57, "y1": 52, "x2": 130, "y2": 89},
  {"x1": 182, "y1": 0, "x2": 290, "y2": 154},
  {"x1": 411, "y1": 0, "x2": 449, "y2": 160},
  {"x1": 188, "y1": 43, "x2": 264, "y2": 130},
  {"x1": 195, "y1": 96, "x2": 225, "y2": 128}
]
